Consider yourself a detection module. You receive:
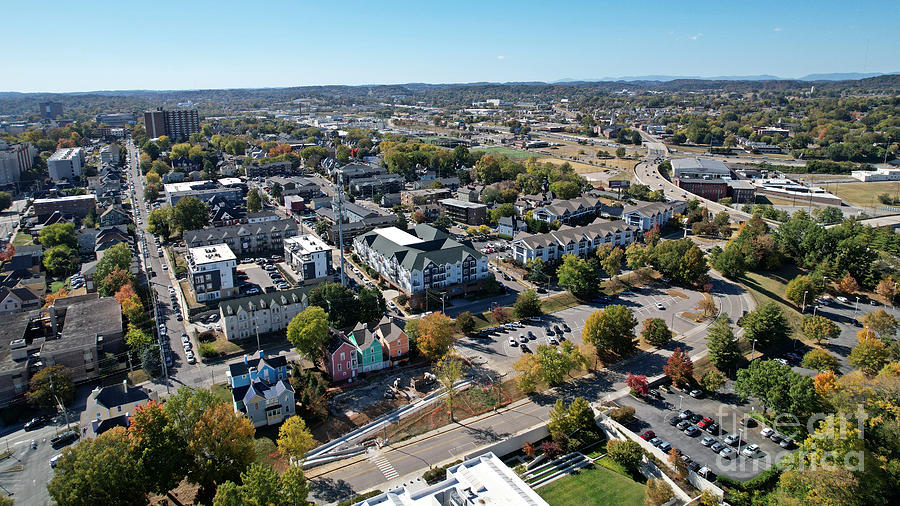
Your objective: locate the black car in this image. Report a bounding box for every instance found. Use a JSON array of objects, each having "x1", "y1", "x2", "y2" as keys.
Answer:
[
  {"x1": 689, "y1": 413, "x2": 703, "y2": 424},
  {"x1": 706, "y1": 422, "x2": 720, "y2": 434},
  {"x1": 562, "y1": 323, "x2": 570, "y2": 332},
  {"x1": 24, "y1": 415, "x2": 53, "y2": 431},
  {"x1": 668, "y1": 415, "x2": 680, "y2": 426},
  {"x1": 553, "y1": 325, "x2": 562, "y2": 334},
  {"x1": 688, "y1": 461, "x2": 702, "y2": 472},
  {"x1": 50, "y1": 431, "x2": 79, "y2": 449}
]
